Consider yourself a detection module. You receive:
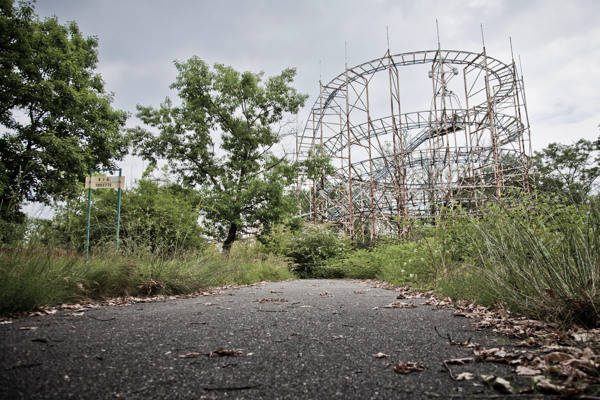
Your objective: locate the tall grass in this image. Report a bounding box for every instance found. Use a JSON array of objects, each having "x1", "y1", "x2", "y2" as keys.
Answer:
[
  {"x1": 0, "y1": 243, "x2": 293, "y2": 316},
  {"x1": 438, "y1": 198, "x2": 600, "y2": 327}
]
